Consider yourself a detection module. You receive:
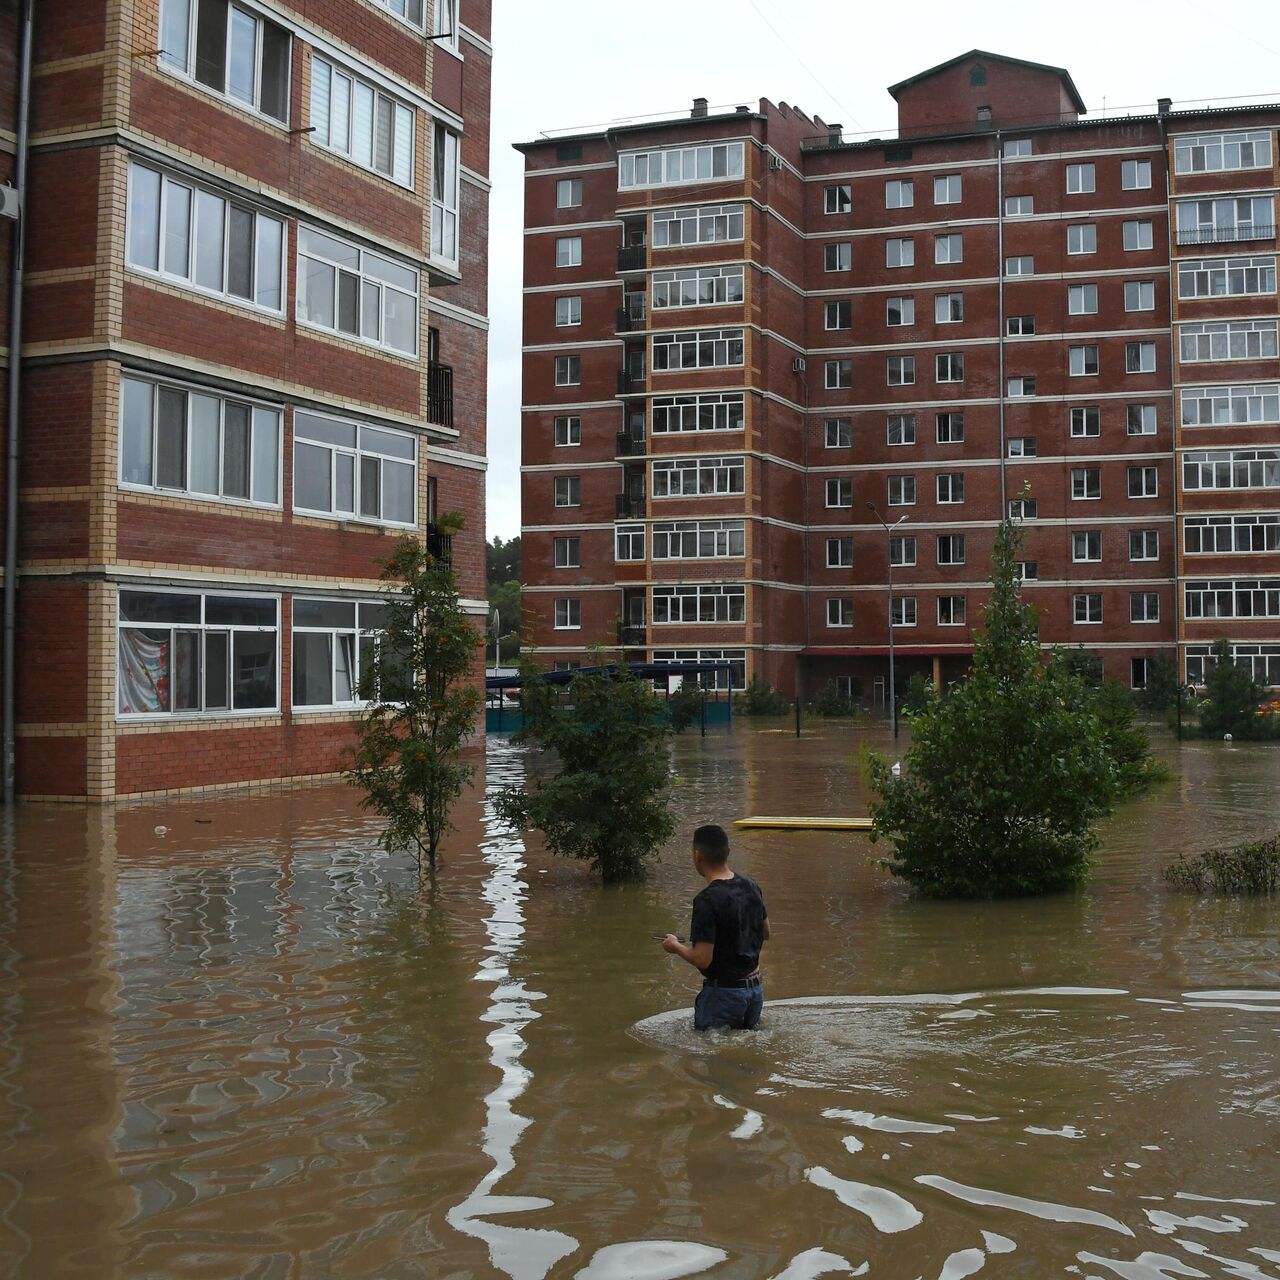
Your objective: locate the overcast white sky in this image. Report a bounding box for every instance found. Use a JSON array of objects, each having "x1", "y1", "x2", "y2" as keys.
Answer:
[{"x1": 483, "y1": 0, "x2": 1280, "y2": 541}]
